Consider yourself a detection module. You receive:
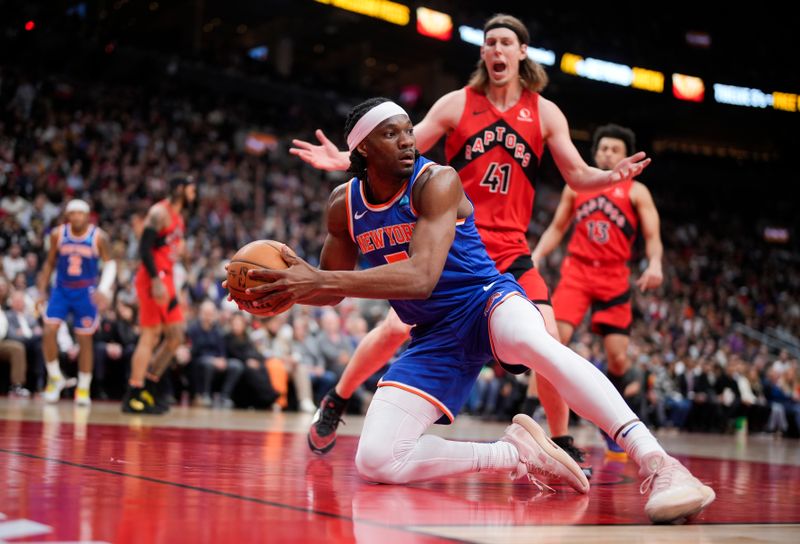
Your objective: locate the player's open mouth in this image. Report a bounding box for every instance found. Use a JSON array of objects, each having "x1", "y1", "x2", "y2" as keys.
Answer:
[
  {"x1": 491, "y1": 62, "x2": 507, "y2": 77},
  {"x1": 400, "y1": 152, "x2": 415, "y2": 165}
]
